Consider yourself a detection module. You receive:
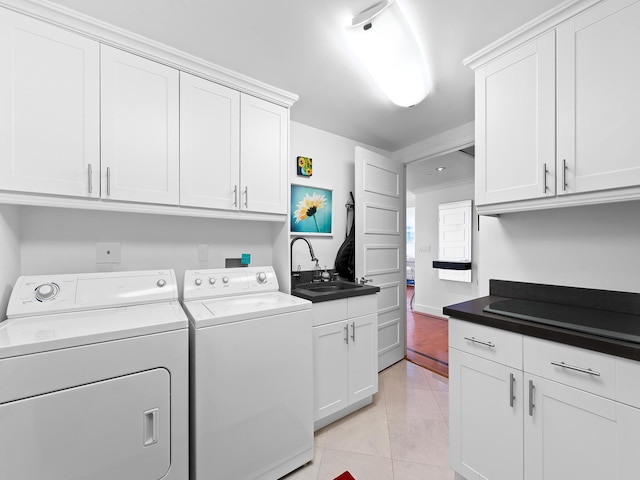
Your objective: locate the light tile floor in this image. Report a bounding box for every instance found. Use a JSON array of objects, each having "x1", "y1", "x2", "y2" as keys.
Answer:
[{"x1": 283, "y1": 360, "x2": 454, "y2": 480}]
